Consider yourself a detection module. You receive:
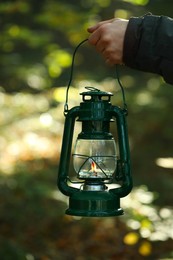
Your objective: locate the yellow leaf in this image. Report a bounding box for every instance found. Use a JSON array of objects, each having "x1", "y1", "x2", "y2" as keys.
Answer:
[
  {"x1": 141, "y1": 219, "x2": 152, "y2": 228},
  {"x1": 123, "y1": 232, "x2": 139, "y2": 245},
  {"x1": 139, "y1": 241, "x2": 152, "y2": 256}
]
